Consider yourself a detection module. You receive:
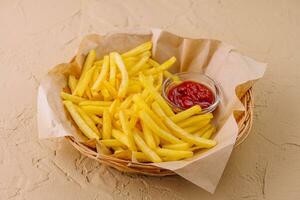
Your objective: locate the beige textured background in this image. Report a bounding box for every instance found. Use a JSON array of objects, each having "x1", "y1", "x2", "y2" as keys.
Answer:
[{"x1": 0, "y1": 0, "x2": 299, "y2": 199}]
